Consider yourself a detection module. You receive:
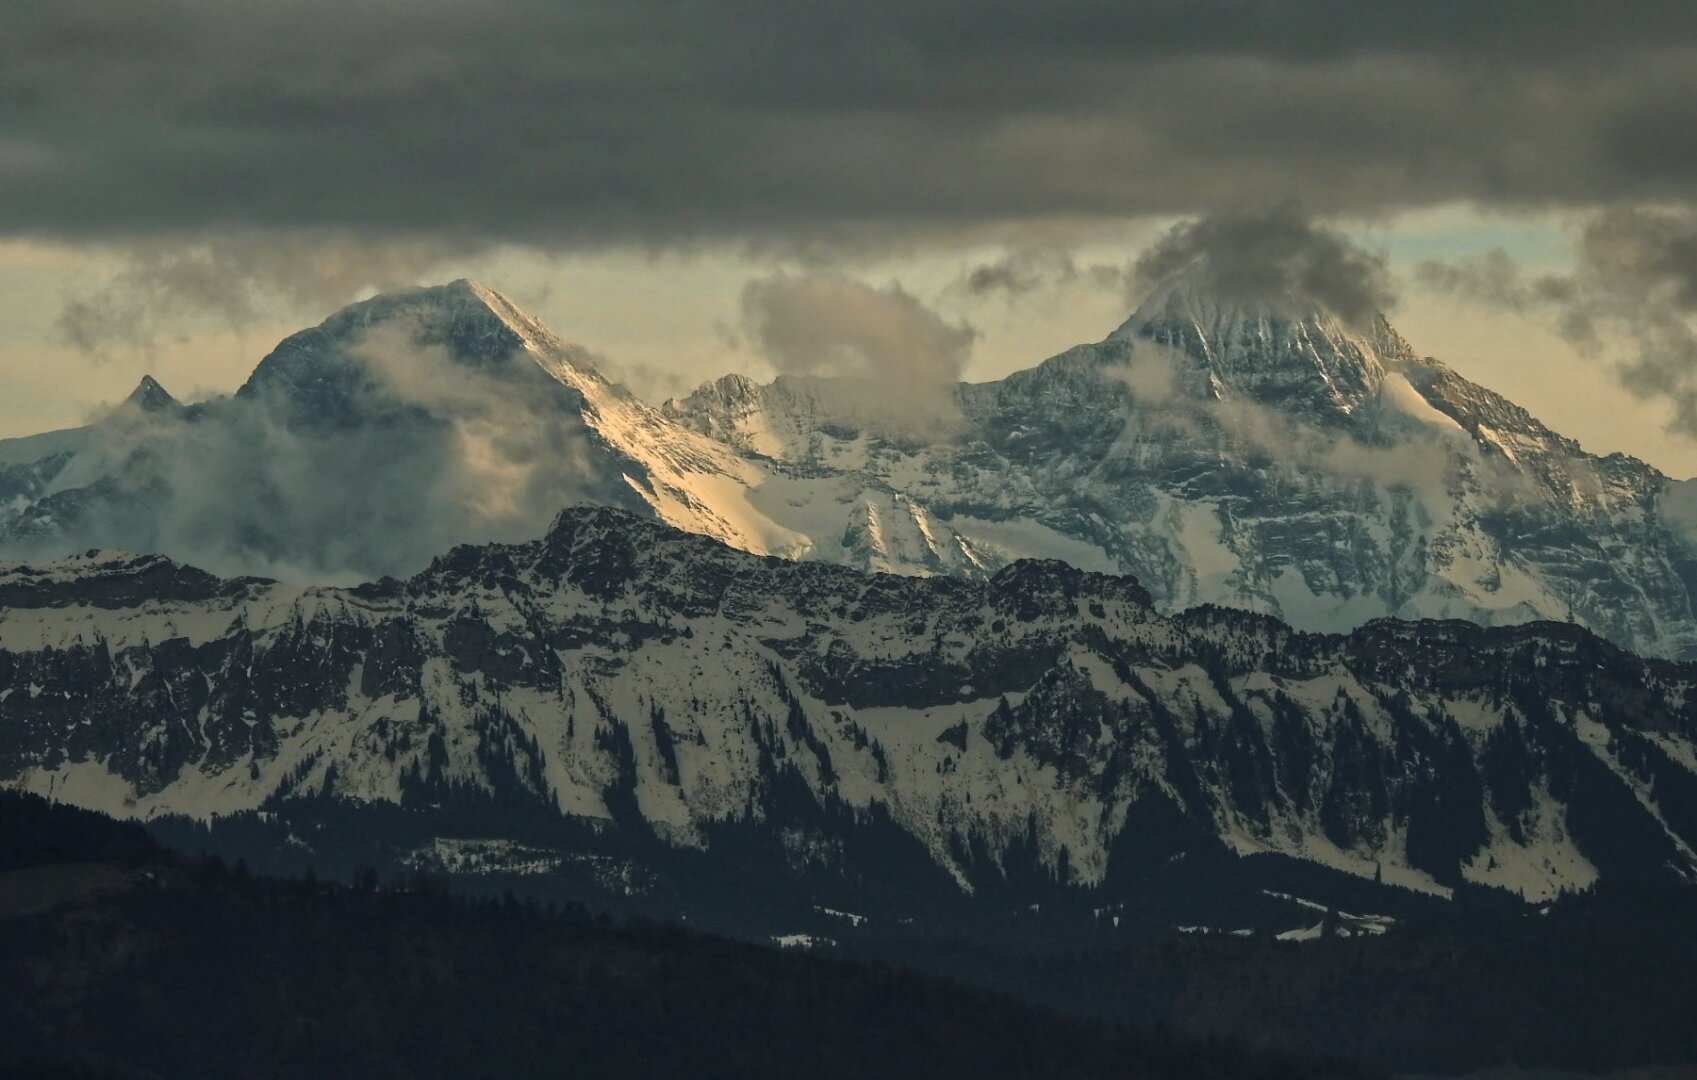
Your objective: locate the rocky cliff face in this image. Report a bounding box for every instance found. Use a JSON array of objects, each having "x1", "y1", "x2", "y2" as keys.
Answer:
[{"x1": 4, "y1": 508, "x2": 1694, "y2": 934}]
